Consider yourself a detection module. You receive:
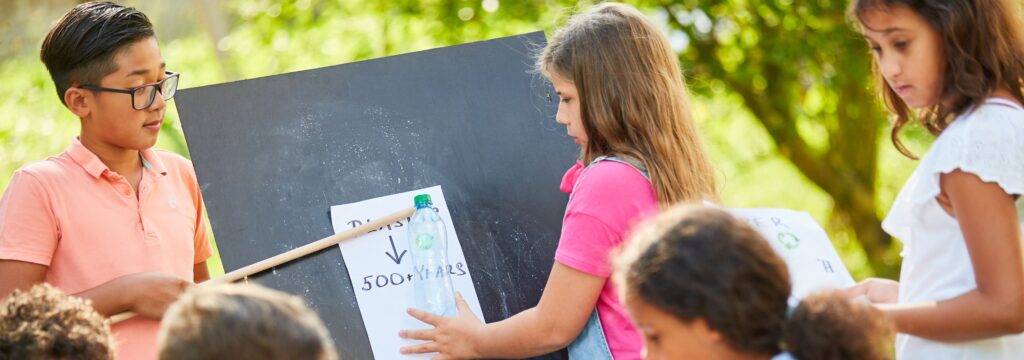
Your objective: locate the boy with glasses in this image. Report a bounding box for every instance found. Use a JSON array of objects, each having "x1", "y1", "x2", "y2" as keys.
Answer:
[{"x1": 0, "y1": 2, "x2": 212, "y2": 358}]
